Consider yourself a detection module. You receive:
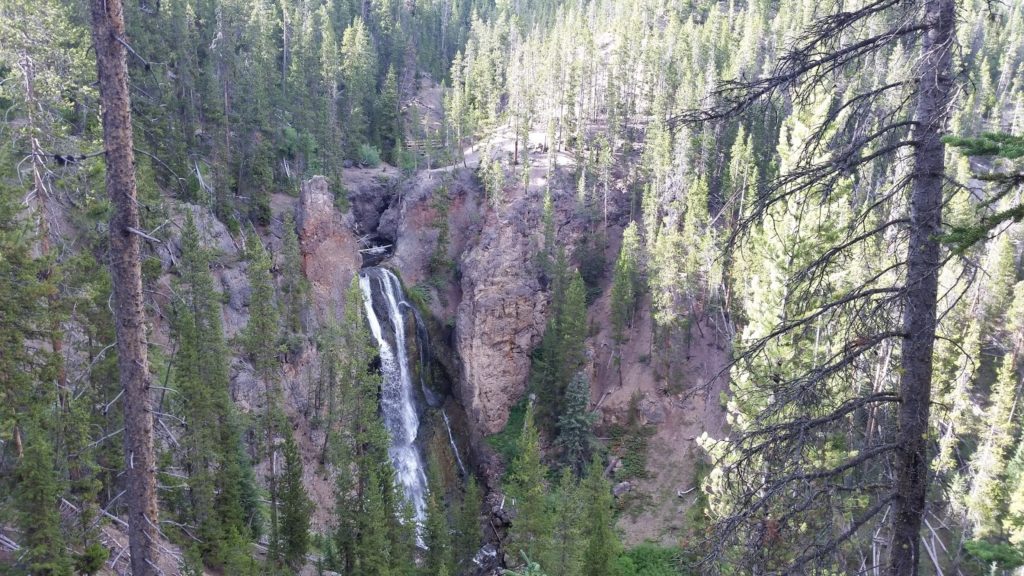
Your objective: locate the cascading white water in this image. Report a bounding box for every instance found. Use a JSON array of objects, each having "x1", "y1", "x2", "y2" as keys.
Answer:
[
  {"x1": 358, "y1": 268, "x2": 429, "y2": 532},
  {"x1": 442, "y1": 409, "x2": 467, "y2": 476}
]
